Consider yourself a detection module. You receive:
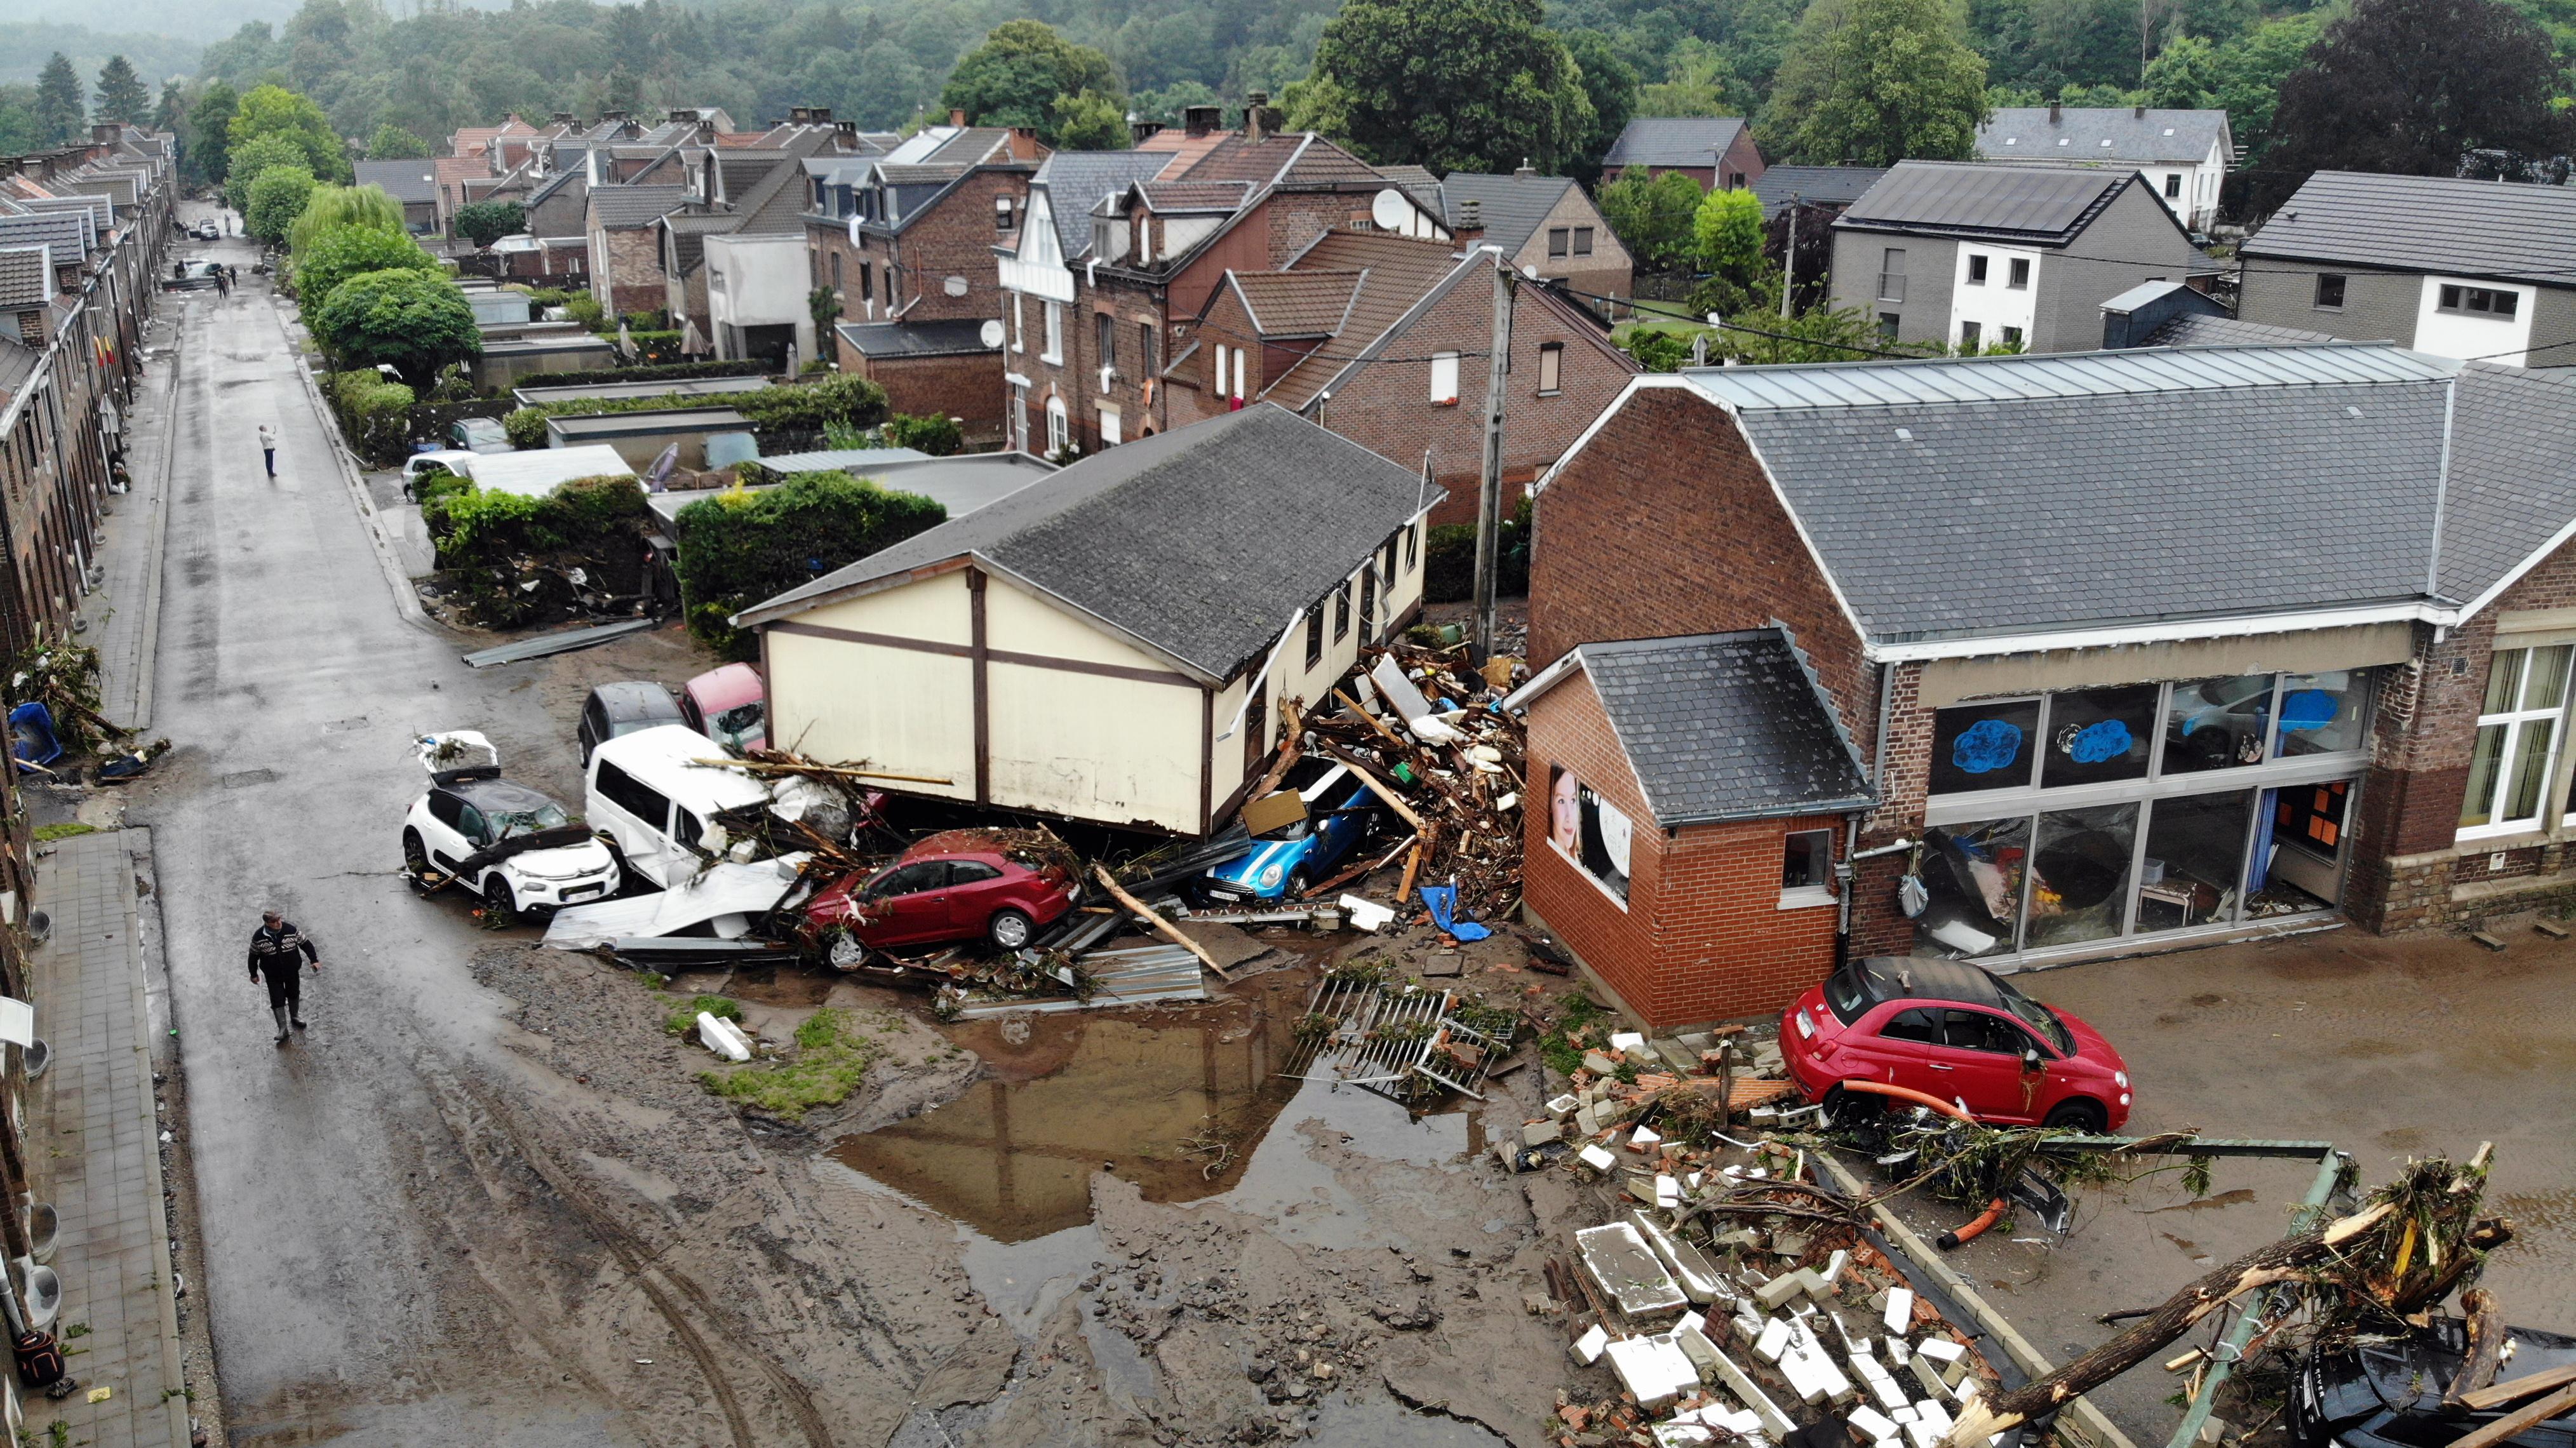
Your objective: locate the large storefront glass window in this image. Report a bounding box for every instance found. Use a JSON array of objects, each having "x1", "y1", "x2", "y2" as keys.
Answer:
[
  {"x1": 2275, "y1": 671, "x2": 2370, "y2": 758},
  {"x1": 2138, "y1": 790, "x2": 2252, "y2": 931},
  {"x1": 1930, "y1": 700, "x2": 2039, "y2": 794},
  {"x1": 2027, "y1": 805, "x2": 2138, "y2": 948},
  {"x1": 2253, "y1": 781, "x2": 2349, "y2": 915},
  {"x1": 2461, "y1": 645, "x2": 2569, "y2": 835},
  {"x1": 1916, "y1": 818, "x2": 2029, "y2": 958},
  {"x1": 2164, "y1": 675, "x2": 2273, "y2": 774},
  {"x1": 2041, "y1": 685, "x2": 2157, "y2": 788}
]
